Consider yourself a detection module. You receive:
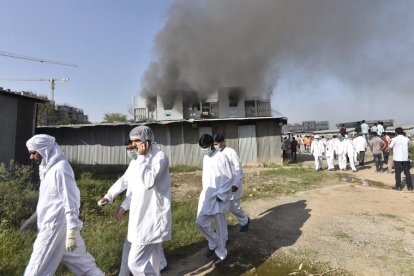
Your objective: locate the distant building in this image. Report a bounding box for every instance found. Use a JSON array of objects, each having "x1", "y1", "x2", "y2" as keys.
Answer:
[
  {"x1": 55, "y1": 104, "x2": 88, "y2": 122},
  {"x1": 0, "y1": 88, "x2": 48, "y2": 165},
  {"x1": 134, "y1": 87, "x2": 272, "y2": 122},
  {"x1": 284, "y1": 121, "x2": 329, "y2": 133}
]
